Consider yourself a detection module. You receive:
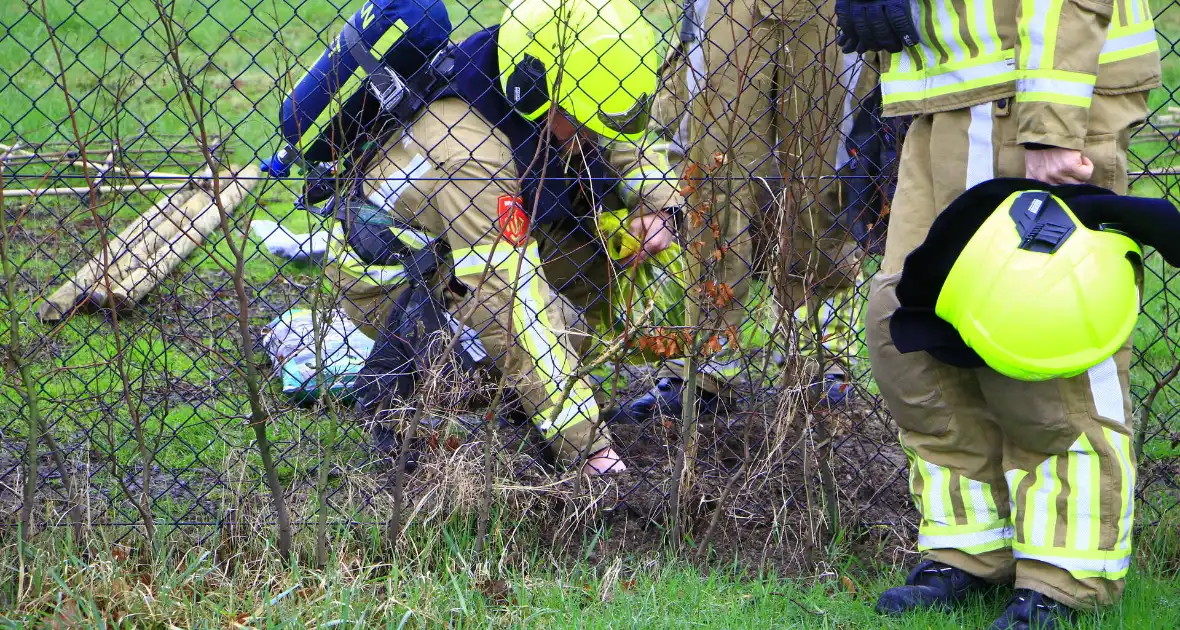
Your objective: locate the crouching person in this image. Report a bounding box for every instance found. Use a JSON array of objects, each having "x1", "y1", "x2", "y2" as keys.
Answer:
[{"x1": 328, "y1": 0, "x2": 683, "y2": 476}]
